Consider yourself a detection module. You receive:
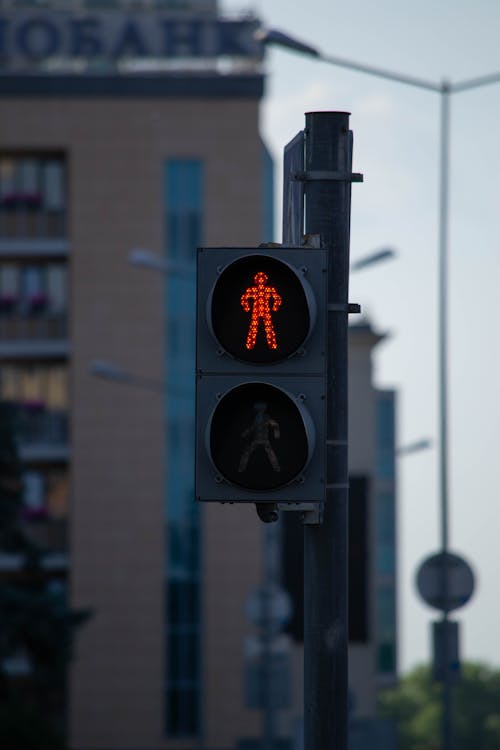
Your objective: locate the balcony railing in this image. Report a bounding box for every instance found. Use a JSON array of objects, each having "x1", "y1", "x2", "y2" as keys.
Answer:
[
  {"x1": 15, "y1": 406, "x2": 68, "y2": 445},
  {"x1": 0, "y1": 208, "x2": 67, "y2": 238},
  {"x1": 22, "y1": 518, "x2": 68, "y2": 555},
  {"x1": 0, "y1": 313, "x2": 68, "y2": 341}
]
